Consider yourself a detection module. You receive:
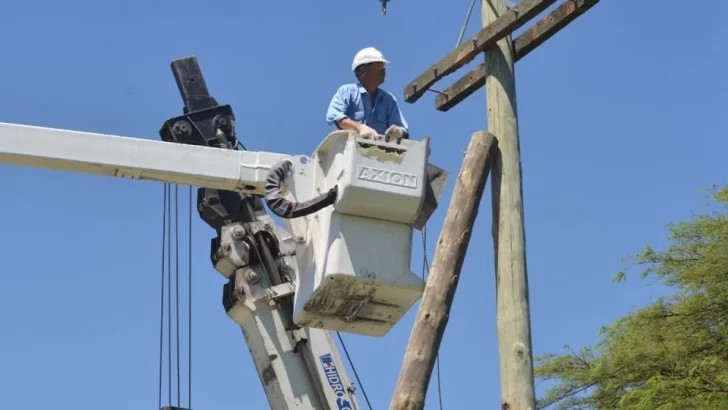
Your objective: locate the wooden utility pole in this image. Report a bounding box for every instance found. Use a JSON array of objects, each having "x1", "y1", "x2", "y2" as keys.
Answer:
[
  {"x1": 391, "y1": 0, "x2": 601, "y2": 408},
  {"x1": 389, "y1": 131, "x2": 496, "y2": 410},
  {"x1": 482, "y1": 0, "x2": 536, "y2": 408}
]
